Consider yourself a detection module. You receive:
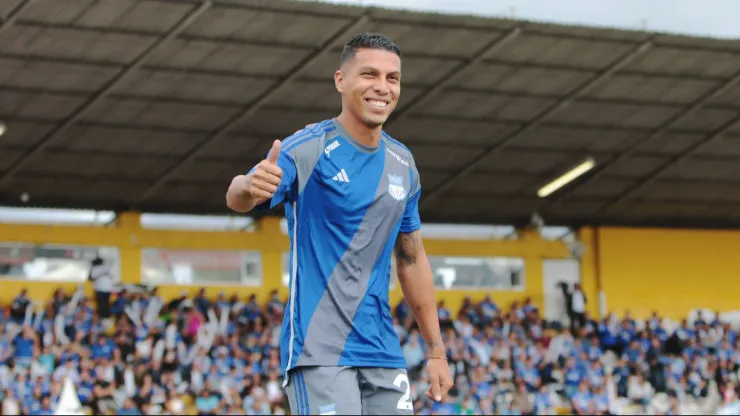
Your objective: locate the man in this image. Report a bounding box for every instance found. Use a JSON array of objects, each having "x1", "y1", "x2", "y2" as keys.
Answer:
[
  {"x1": 226, "y1": 32, "x2": 452, "y2": 414},
  {"x1": 570, "y1": 283, "x2": 587, "y2": 333},
  {"x1": 88, "y1": 257, "x2": 114, "y2": 322}
]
